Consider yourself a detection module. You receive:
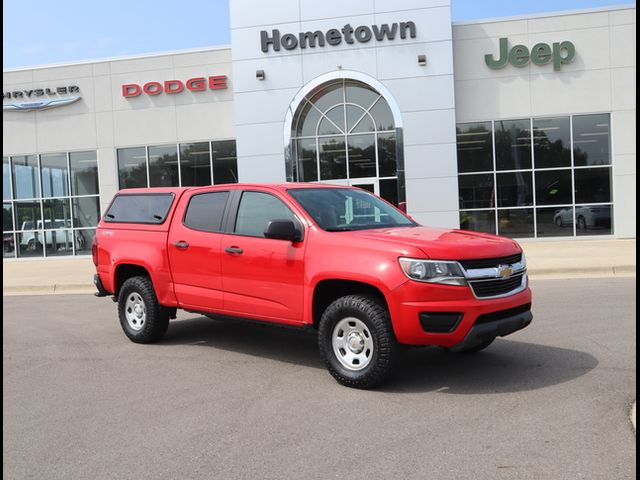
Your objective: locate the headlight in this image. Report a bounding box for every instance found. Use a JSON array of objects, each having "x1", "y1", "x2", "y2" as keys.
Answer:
[
  {"x1": 398, "y1": 258, "x2": 467, "y2": 286},
  {"x1": 520, "y1": 251, "x2": 527, "y2": 269}
]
